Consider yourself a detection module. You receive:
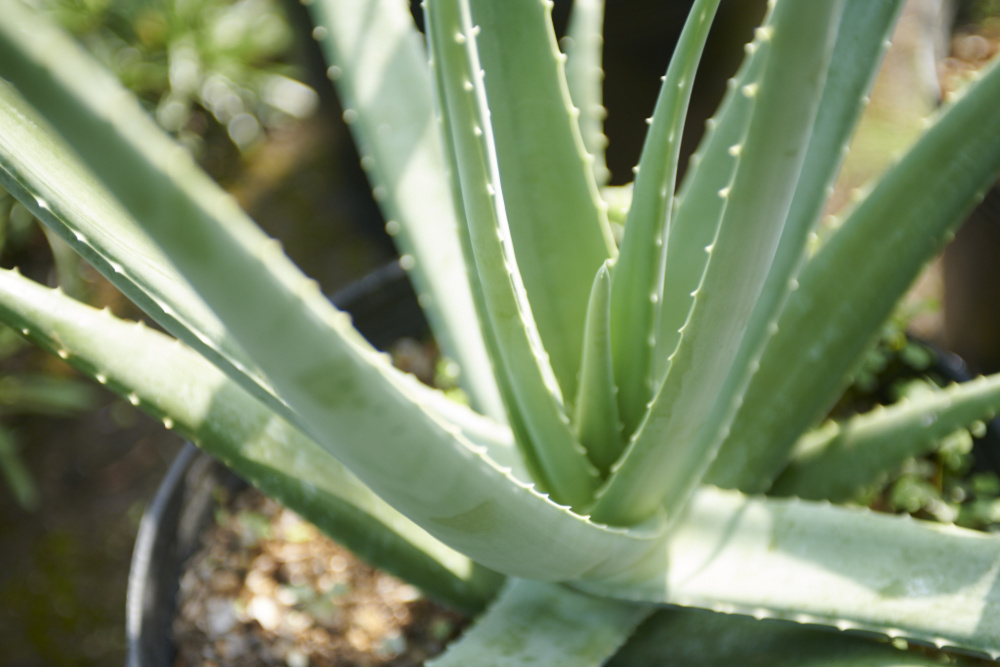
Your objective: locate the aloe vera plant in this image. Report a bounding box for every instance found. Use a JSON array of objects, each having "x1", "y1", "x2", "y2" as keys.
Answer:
[{"x1": 3, "y1": 0, "x2": 1000, "y2": 663}]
